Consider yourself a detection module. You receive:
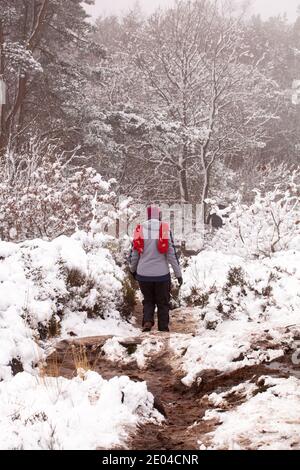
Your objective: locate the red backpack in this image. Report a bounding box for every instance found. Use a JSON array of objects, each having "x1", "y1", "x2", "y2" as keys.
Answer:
[{"x1": 133, "y1": 222, "x2": 169, "y2": 255}]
